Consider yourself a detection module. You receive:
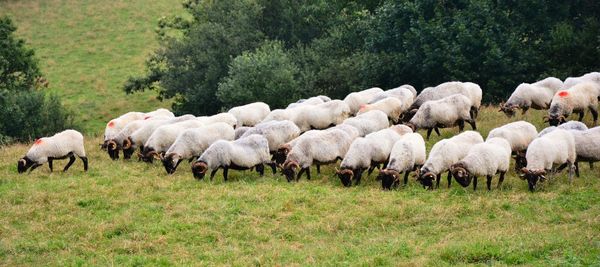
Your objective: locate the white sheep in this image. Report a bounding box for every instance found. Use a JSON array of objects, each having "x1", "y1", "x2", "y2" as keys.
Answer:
[
  {"x1": 406, "y1": 94, "x2": 476, "y2": 140},
  {"x1": 568, "y1": 127, "x2": 600, "y2": 176},
  {"x1": 368, "y1": 85, "x2": 416, "y2": 104},
  {"x1": 262, "y1": 100, "x2": 350, "y2": 132},
  {"x1": 191, "y1": 134, "x2": 271, "y2": 181},
  {"x1": 228, "y1": 102, "x2": 271, "y2": 128},
  {"x1": 358, "y1": 97, "x2": 407, "y2": 123},
  {"x1": 240, "y1": 120, "x2": 301, "y2": 173},
  {"x1": 562, "y1": 72, "x2": 600, "y2": 89},
  {"x1": 546, "y1": 82, "x2": 600, "y2": 126},
  {"x1": 282, "y1": 127, "x2": 356, "y2": 182},
  {"x1": 341, "y1": 110, "x2": 389, "y2": 137},
  {"x1": 500, "y1": 77, "x2": 563, "y2": 117},
  {"x1": 102, "y1": 108, "x2": 174, "y2": 147},
  {"x1": 343, "y1": 87, "x2": 384, "y2": 115},
  {"x1": 139, "y1": 119, "x2": 207, "y2": 162},
  {"x1": 121, "y1": 115, "x2": 196, "y2": 159},
  {"x1": 18, "y1": 130, "x2": 88, "y2": 173},
  {"x1": 537, "y1": 121, "x2": 588, "y2": 137},
  {"x1": 449, "y1": 137, "x2": 512, "y2": 191},
  {"x1": 286, "y1": 96, "x2": 329, "y2": 109},
  {"x1": 417, "y1": 131, "x2": 484, "y2": 189},
  {"x1": 161, "y1": 122, "x2": 235, "y2": 174},
  {"x1": 336, "y1": 125, "x2": 413, "y2": 187},
  {"x1": 487, "y1": 121, "x2": 538, "y2": 170},
  {"x1": 377, "y1": 133, "x2": 426, "y2": 189},
  {"x1": 521, "y1": 128, "x2": 576, "y2": 192},
  {"x1": 195, "y1": 113, "x2": 237, "y2": 128},
  {"x1": 408, "y1": 81, "x2": 482, "y2": 120},
  {"x1": 234, "y1": 126, "x2": 252, "y2": 140}
]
